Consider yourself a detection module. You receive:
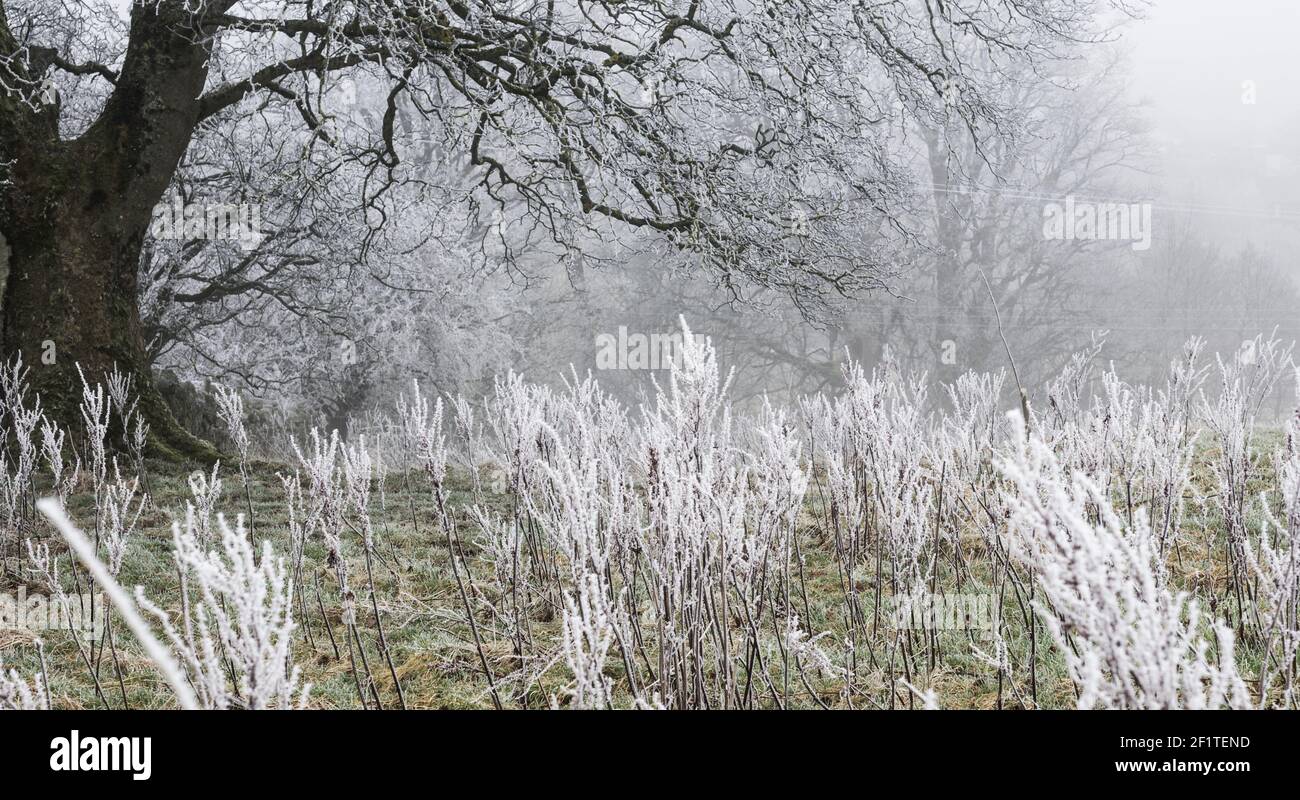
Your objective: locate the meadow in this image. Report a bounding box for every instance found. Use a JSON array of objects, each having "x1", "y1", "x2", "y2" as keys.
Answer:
[{"x1": 2, "y1": 325, "x2": 1297, "y2": 710}]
